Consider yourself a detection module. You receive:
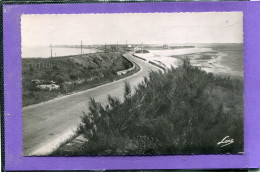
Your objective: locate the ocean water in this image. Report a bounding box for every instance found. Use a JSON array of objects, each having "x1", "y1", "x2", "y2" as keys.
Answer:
[
  {"x1": 141, "y1": 43, "x2": 243, "y2": 77},
  {"x1": 22, "y1": 46, "x2": 99, "y2": 58},
  {"x1": 193, "y1": 43, "x2": 243, "y2": 77},
  {"x1": 149, "y1": 48, "x2": 214, "y2": 56}
]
